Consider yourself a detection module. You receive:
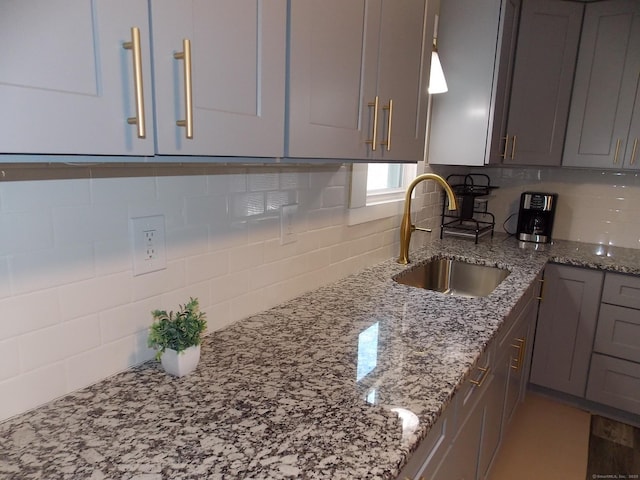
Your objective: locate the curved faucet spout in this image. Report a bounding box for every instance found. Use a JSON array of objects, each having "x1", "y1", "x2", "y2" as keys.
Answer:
[{"x1": 397, "y1": 174, "x2": 458, "y2": 264}]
